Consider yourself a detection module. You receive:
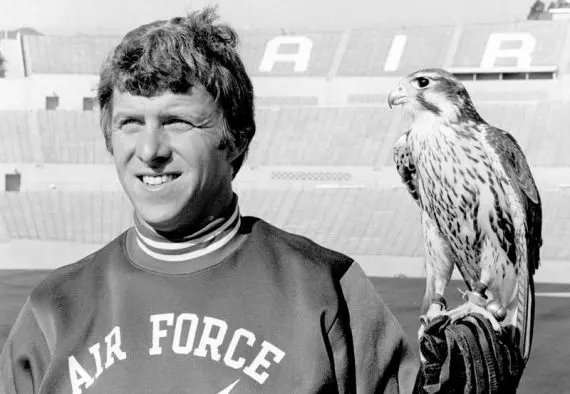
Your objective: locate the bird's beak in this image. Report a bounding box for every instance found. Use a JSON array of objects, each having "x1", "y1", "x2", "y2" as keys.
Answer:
[{"x1": 388, "y1": 83, "x2": 408, "y2": 109}]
